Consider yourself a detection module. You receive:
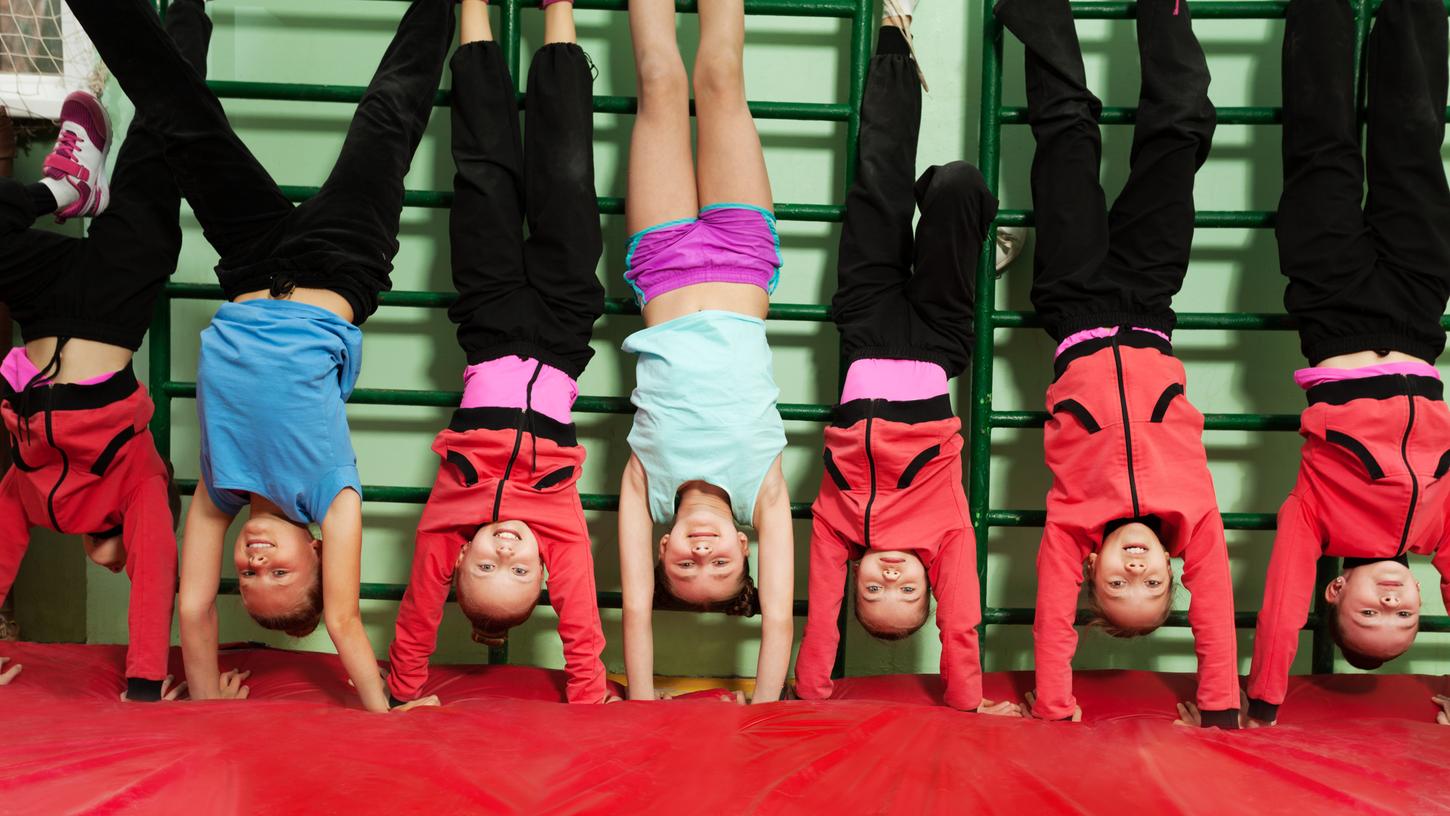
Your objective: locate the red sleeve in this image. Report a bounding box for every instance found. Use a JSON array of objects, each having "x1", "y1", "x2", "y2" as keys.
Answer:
[
  {"x1": 1433, "y1": 527, "x2": 1450, "y2": 628},
  {"x1": 1246, "y1": 493, "x2": 1323, "y2": 722},
  {"x1": 0, "y1": 471, "x2": 32, "y2": 606},
  {"x1": 541, "y1": 504, "x2": 608, "y2": 705},
  {"x1": 1178, "y1": 508, "x2": 1241, "y2": 721},
  {"x1": 386, "y1": 501, "x2": 463, "y2": 703},
  {"x1": 121, "y1": 474, "x2": 178, "y2": 682},
  {"x1": 1032, "y1": 520, "x2": 1084, "y2": 721},
  {"x1": 929, "y1": 527, "x2": 982, "y2": 711},
  {"x1": 794, "y1": 513, "x2": 850, "y2": 702}
]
